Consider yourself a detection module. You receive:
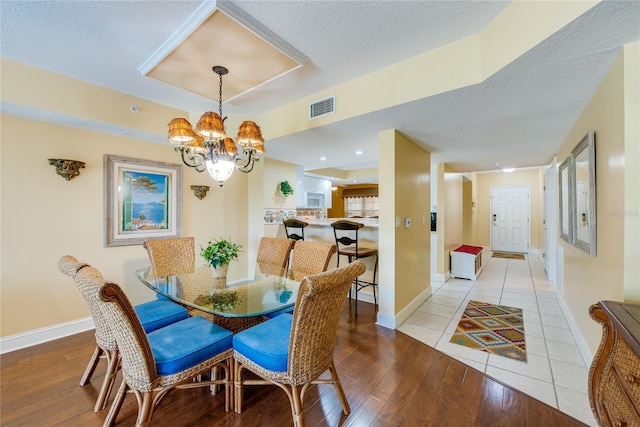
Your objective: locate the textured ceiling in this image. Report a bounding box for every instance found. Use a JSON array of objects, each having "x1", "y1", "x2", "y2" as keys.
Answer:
[{"x1": 1, "y1": 0, "x2": 639, "y2": 183}]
